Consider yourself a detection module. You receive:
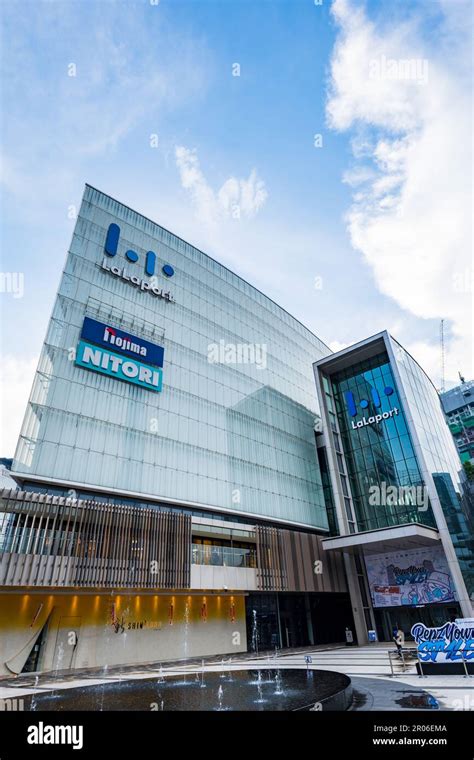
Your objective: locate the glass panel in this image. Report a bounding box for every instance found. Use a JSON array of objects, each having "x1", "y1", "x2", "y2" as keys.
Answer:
[
  {"x1": 12, "y1": 187, "x2": 332, "y2": 531},
  {"x1": 330, "y1": 352, "x2": 436, "y2": 532},
  {"x1": 390, "y1": 336, "x2": 474, "y2": 598},
  {"x1": 191, "y1": 543, "x2": 256, "y2": 568}
]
